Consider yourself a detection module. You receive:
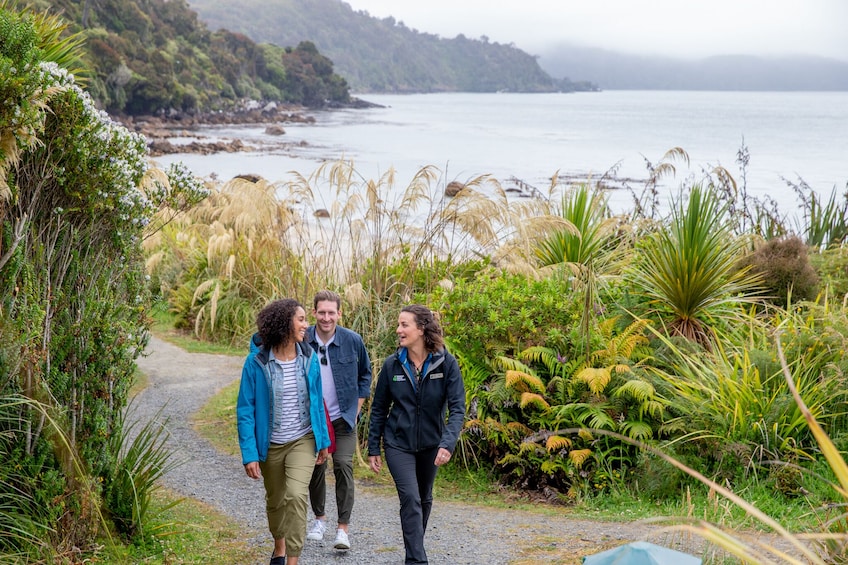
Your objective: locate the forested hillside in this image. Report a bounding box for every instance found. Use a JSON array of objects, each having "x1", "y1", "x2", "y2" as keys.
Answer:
[
  {"x1": 29, "y1": 0, "x2": 351, "y2": 114},
  {"x1": 186, "y1": 0, "x2": 595, "y2": 93}
]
